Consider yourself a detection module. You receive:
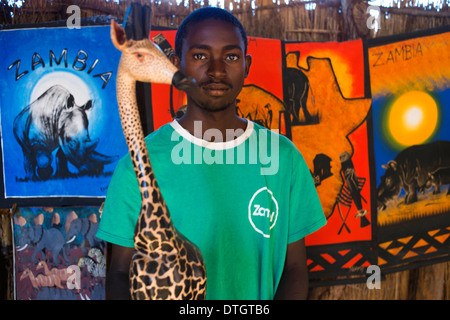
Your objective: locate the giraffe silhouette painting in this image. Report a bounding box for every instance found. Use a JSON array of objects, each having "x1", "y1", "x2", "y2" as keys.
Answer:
[{"x1": 110, "y1": 3, "x2": 206, "y2": 300}]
